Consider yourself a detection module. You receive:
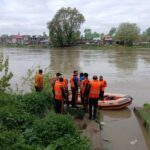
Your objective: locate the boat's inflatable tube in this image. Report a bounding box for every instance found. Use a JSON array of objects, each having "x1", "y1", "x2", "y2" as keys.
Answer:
[{"x1": 68, "y1": 92, "x2": 133, "y2": 110}]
